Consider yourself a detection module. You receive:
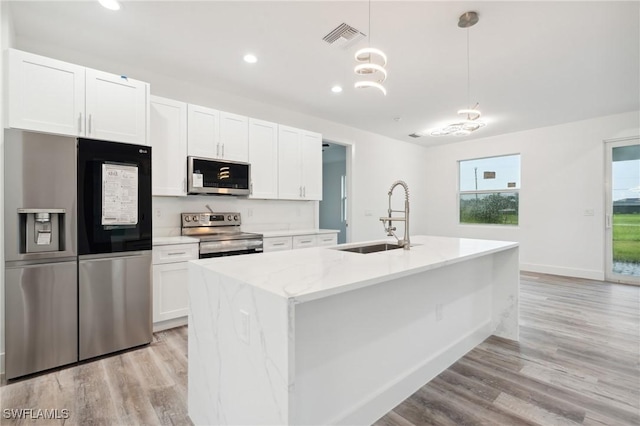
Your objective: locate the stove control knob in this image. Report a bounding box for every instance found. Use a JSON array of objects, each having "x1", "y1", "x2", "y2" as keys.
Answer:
[
  {"x1": 227, "y1": 215, "x2": 232, "y2": 221},
  {"x1": 184, "y1": 216, "x2": 191, "y2": 222},
  {"x1": 192, "y1": 215, "x2": 199, "y2": 222},
  {"x1": 234, "y1": 215, "x2": 239, "y2": 221}
]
